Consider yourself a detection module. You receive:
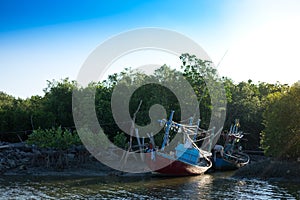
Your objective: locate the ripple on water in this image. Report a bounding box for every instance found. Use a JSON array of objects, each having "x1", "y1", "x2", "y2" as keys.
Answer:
[{"x1": 0, "y1": 175, "x2": 298, "y2": 199}]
